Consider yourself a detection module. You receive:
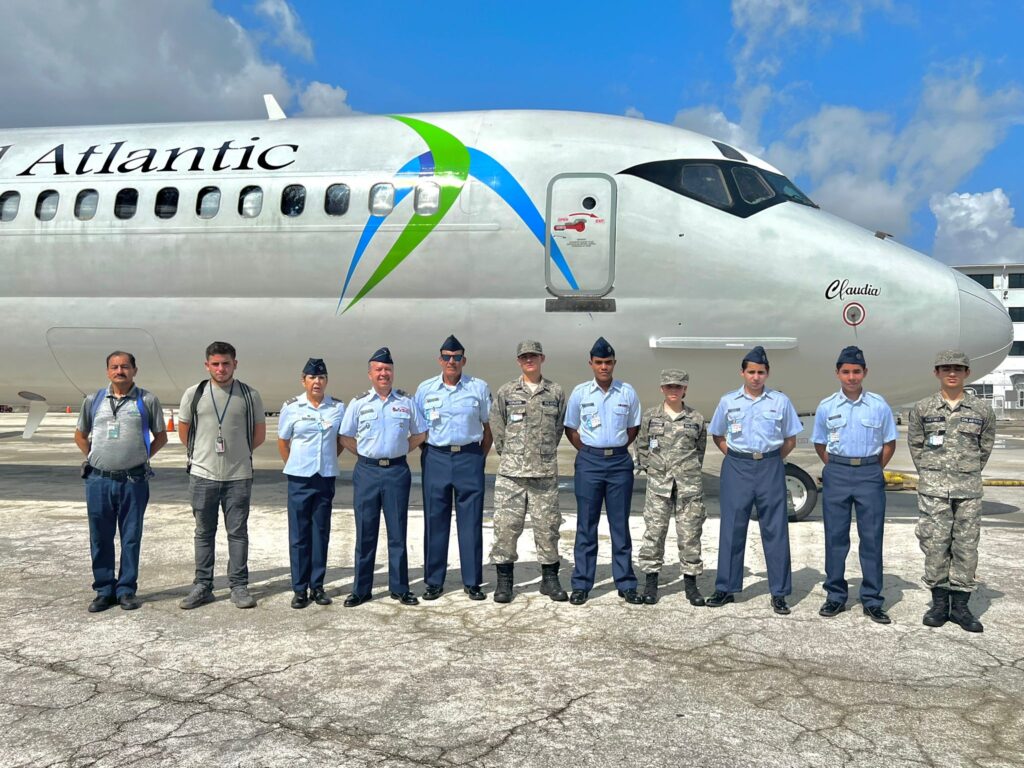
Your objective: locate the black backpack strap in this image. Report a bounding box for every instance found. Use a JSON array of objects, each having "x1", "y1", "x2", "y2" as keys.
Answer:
[
  {"x1": 239, "y1": 382, "x2": 255, "y2": 457},
  {"x1": 186, "y1": 379, "x2": 208, "y2": 467}
]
